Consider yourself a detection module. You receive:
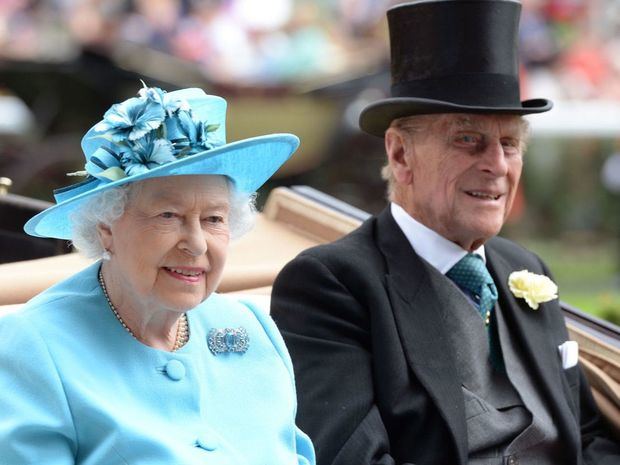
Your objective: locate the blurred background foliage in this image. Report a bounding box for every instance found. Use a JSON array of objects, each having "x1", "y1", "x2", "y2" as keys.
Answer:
[{"x1": 1, "y1": 0, "x2": 620, "y2": 324}]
